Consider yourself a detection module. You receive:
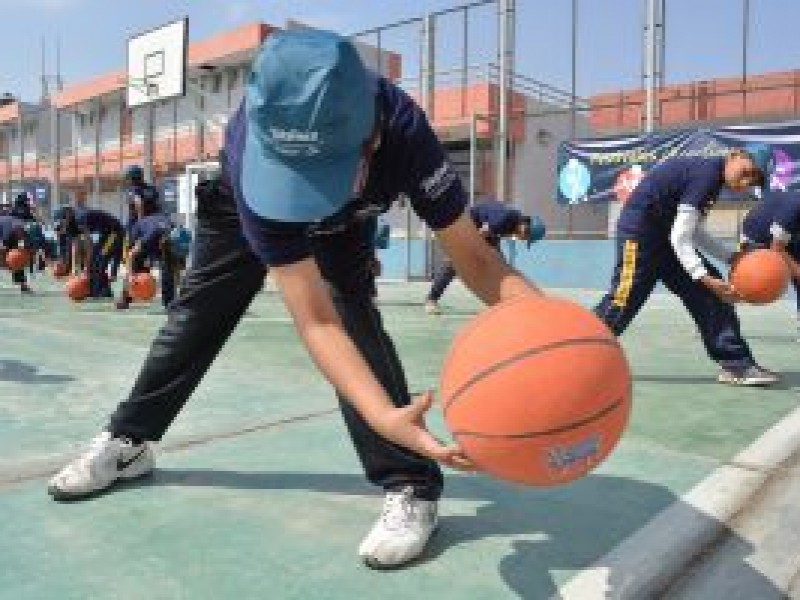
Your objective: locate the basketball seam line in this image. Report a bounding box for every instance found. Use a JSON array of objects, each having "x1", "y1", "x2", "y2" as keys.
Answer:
[
  {"x1": 450, "y1": 397, "x2": 625, "y2": 439},
  {"x1": 442, "y1": 336, "x2": 622, "y2": 413}
]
